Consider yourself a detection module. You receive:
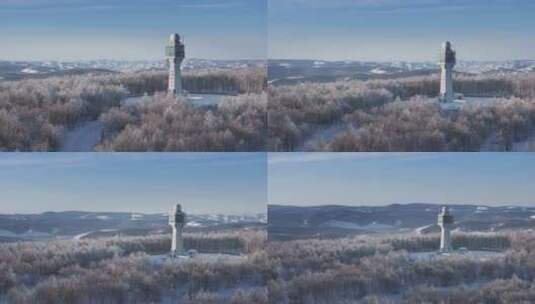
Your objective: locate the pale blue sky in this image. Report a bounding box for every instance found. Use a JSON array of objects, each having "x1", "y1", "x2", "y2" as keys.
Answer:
[
  {"x1": 269, "y1": 0, "x2": 535, "y2": 61},
  {"x1": 0, "y1": 0, "x2": 267, "y2": 60},
  {"x1": 0, "y1": 153, "x2": 266, "y2": 214},
  {"x1": 2, "y1": 152, "x2": 533, "y2": 213},
  {"x1": 268, "y1": 153, "x2": 535, "y2": 207}
]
